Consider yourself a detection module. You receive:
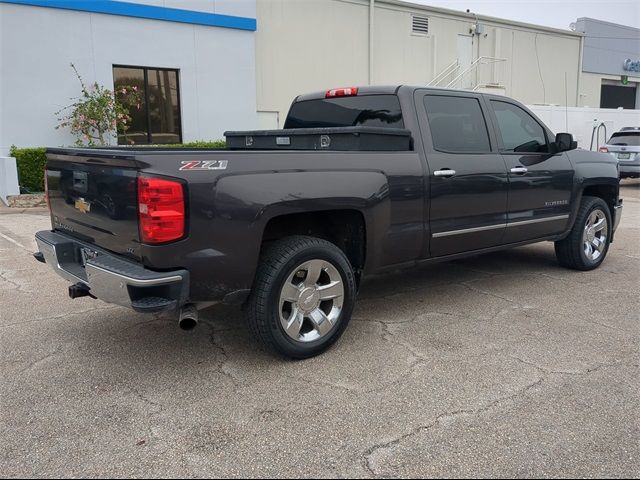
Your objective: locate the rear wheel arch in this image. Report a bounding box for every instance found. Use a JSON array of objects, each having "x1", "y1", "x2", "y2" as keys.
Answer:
[{"x1": 260, "y1": 209, "x2": 367, "y2": 274}]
